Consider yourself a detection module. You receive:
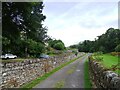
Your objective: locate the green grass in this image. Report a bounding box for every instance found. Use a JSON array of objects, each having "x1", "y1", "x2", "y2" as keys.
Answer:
[
  {"x1": 101, "y1": 54, "x2": 119, "y2": 74},
  {"x1": 93, "y1": 54, "x2": 120, "y2": 74},
  {"x1": 21, "y1": 54, "x2": 85, "y2": 89},
  {"x1": 1, "y1": 58, "x2": 26, "y2": 63},
  {"x1": 84, "y1": 60, "x2": 92, "y2": 88},
  {"x1": 101, "y1": 54, "x2": 118, "y2": 68},
  {"x1": 48, "y1": 53, "x2": 56, "y2": 56}
]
